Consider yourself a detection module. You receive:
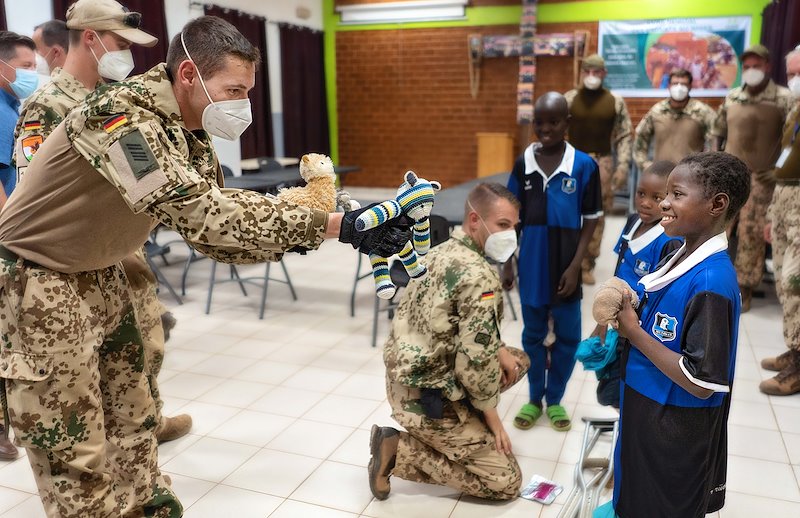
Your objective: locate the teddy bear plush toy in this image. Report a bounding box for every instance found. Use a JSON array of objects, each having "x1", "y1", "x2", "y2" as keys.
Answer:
[
  {"x1": 356, "y1": 171, "x2": 441, "y2": 299},
  {"x1": 277, "y1": 153, "x2": 360, "y2": 212},
  {"x1": 592, "y1": 277, "x2": 640, "y2": 328}
]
